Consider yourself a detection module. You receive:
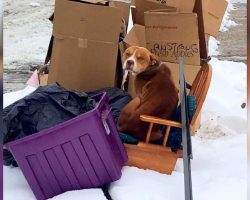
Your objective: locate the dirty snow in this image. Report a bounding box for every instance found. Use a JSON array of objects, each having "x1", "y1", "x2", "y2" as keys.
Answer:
[
  {"x1": 208, "y1": 37, "x2": 220, "y2": 56},
  {"x1": 3, "y1": 0, "x2": 247, "y2": 200},
  {"x1": 4, "y1": 0, "x2": 54, "y2": 69},
  {"x1": 220, "y1": 0, "x2": 238, "y2": 32}
]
